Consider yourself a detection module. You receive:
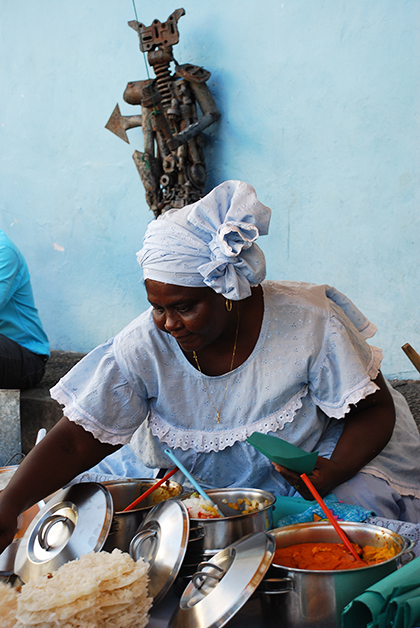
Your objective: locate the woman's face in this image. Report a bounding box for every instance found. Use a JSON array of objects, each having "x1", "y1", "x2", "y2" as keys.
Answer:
[{"x1": 145, "y1": 279, "x2": 229, "y2": 353}]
